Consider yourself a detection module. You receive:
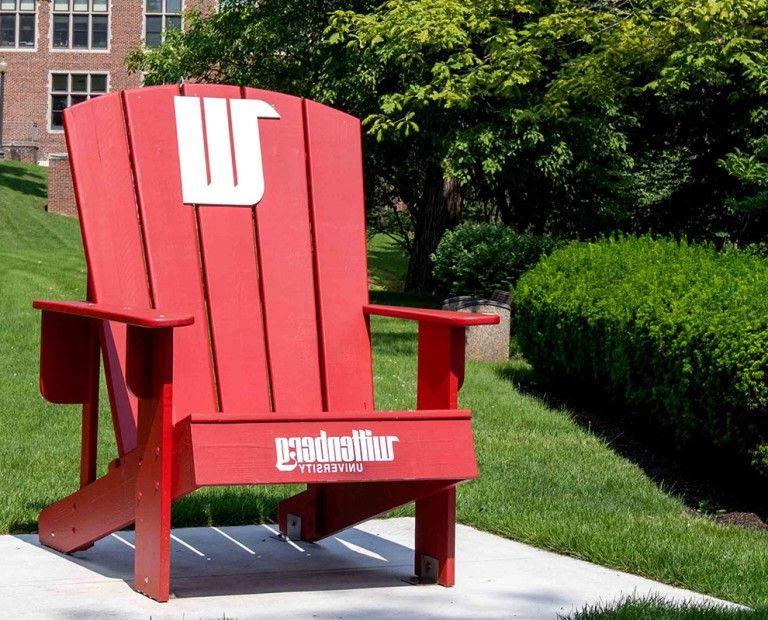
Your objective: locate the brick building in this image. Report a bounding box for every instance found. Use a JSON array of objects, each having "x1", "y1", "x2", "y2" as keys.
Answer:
[{"x1": 0, "y1": 0, "x2": 214, "y2": 164}]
